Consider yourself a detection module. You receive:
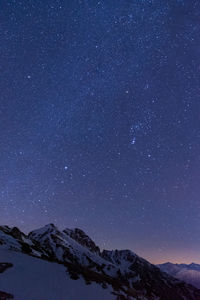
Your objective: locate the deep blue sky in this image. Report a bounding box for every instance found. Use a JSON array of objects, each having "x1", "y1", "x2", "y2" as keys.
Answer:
[{"x1": 0, "y1": 0, "x2": 200, "y2": 263}]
